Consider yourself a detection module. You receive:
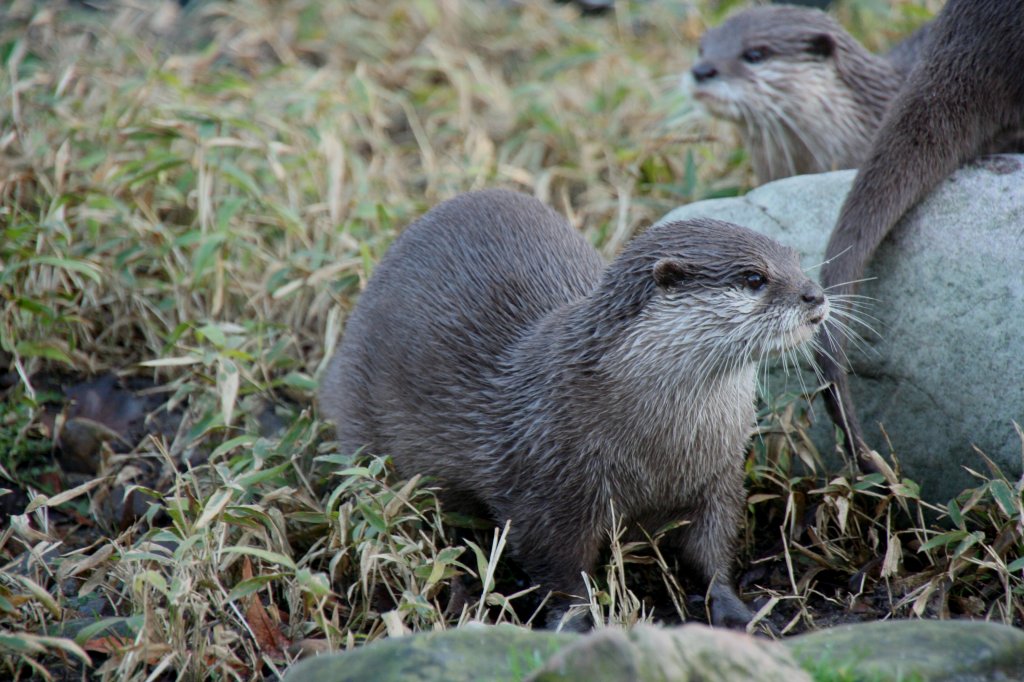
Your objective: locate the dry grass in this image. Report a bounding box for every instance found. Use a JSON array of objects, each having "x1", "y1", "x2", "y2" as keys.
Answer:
[{"x1": 0, "y1": 0, "x2": 1020, "y2": 680}]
